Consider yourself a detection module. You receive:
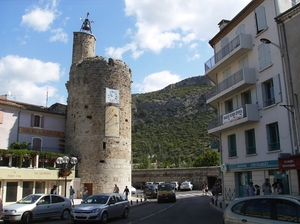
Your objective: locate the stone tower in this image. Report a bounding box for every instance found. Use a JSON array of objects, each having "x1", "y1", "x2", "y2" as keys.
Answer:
[{"x1": 65, "y1": 24, "x2": 132, "y2": 194}]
